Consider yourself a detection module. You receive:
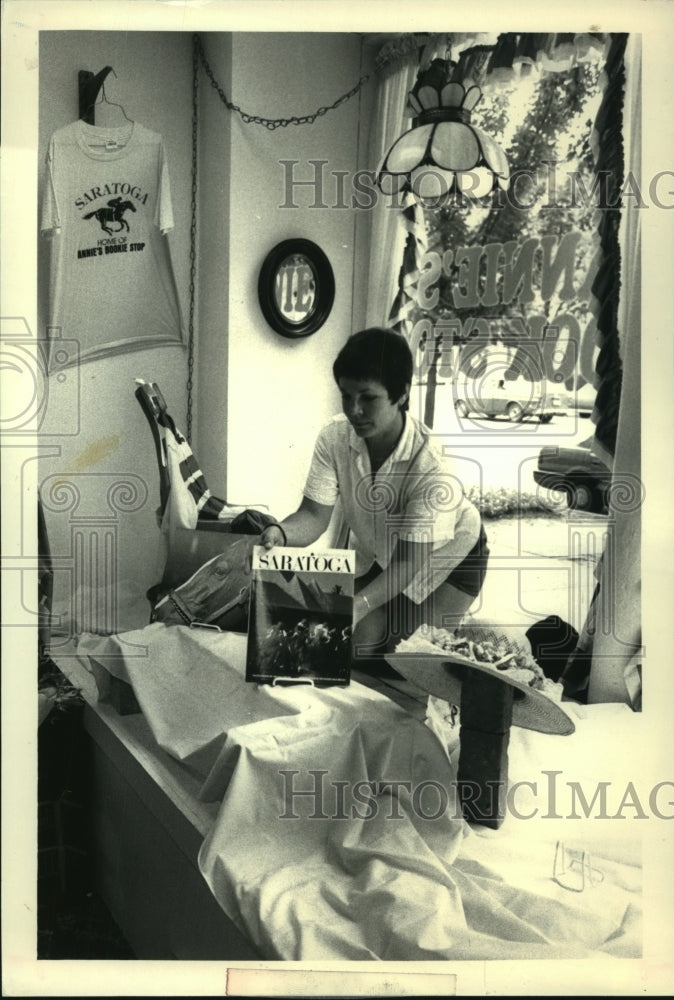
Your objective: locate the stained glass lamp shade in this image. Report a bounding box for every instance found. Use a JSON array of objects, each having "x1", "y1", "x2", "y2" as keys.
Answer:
[{"x1": 377, "y1": 58, "x2": 509, "y2": 207}]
